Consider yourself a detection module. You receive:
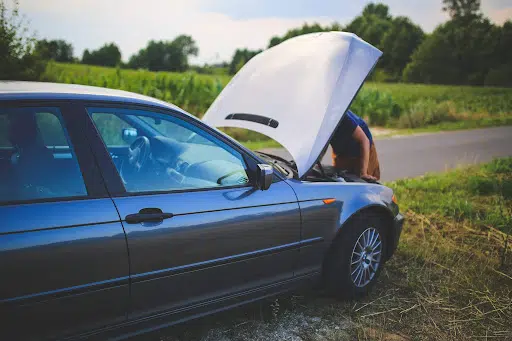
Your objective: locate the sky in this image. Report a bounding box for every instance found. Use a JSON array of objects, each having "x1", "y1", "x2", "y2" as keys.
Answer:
[{"x1": 17, "y1": 0, "x2": 512, "y2": 65}]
